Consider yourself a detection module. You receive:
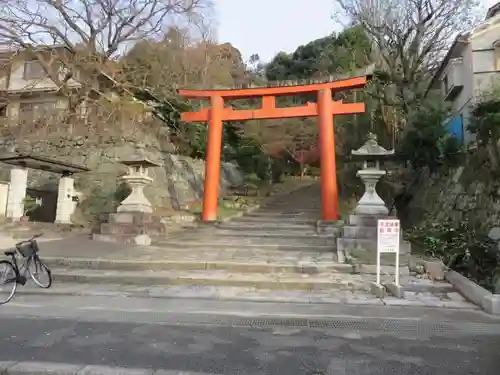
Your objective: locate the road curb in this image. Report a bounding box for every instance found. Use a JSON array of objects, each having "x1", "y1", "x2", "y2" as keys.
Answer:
[
  {"x1": 445, "y1": 270, "x2": 500, "y2": 315},
  {"x1": 0, "y1": 361, "x2": 214, "y2": 375}
]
